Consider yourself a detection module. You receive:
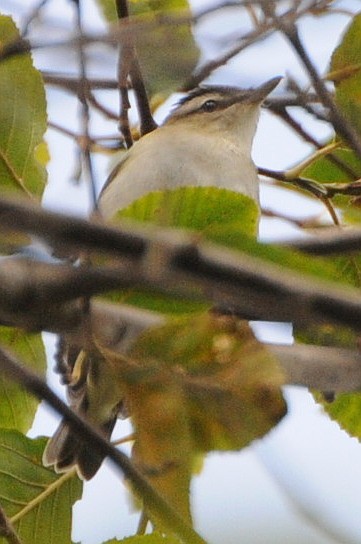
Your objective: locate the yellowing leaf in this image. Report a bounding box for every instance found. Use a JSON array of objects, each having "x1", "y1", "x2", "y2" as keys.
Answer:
[
  {"x1": 34, "y1": 140, "x2": 50, "y2": 167},
  {"x1": 133, "y1": 12, "x2": 199, "y2": 94},
  {"x1": 0, "y1": 16, "x2": 47, "y2": 198},
  {"x1": 129, "y1": 313, "x2": 286, "y2": 451},
  {"x1": 105, "y1": 313, "x2": 286, "y2": 523},
  {"x1": 0, "y1": 327, "x2": 46, "y2": 433},
  {"x1": 0, "y1": 430, "x2": 82, "y2": 544},
  {"x1": 95, "y1": 0, "x2": 199, "y2": 93},
  {"x1": 330, "y1": 13, "x2": 361, "y2": 135},
  {"x1": 97, "y1": 0, "x2": 189, "y2": 21},
  {"x1": 128, "y1": 371, "x2": 193, "y2": 524},
  {"x1": 96, "y1": 0, "x2": 117, "y2": 21}
]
